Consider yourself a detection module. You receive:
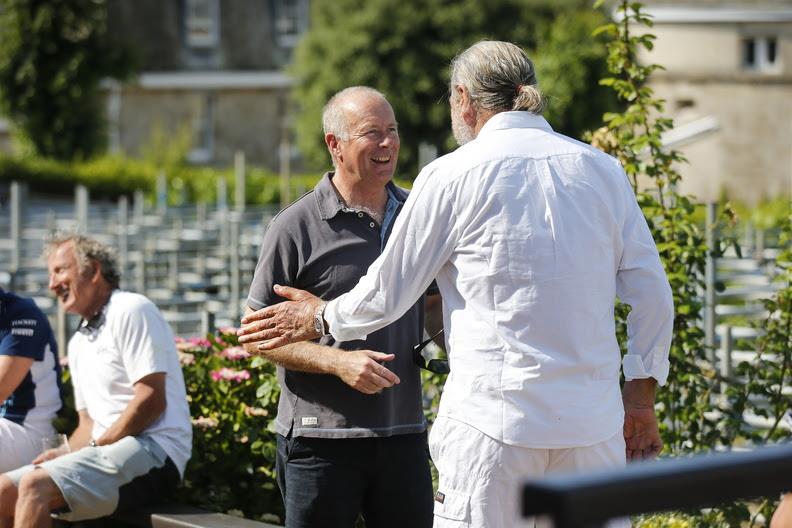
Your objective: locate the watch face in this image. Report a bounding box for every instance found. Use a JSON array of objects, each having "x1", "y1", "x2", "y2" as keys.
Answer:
[
  {"x1": 314, "y1": 303, "x2": 327, "y2": 336},
  {"x1": 314, "y1": 312, "x2": 323, "y2": 334}
]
